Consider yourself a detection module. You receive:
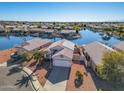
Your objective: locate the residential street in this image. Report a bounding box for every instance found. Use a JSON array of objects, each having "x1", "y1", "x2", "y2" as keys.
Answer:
[{"x1": 0, "y1": 65, "x2": 32, "y2": 91}]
